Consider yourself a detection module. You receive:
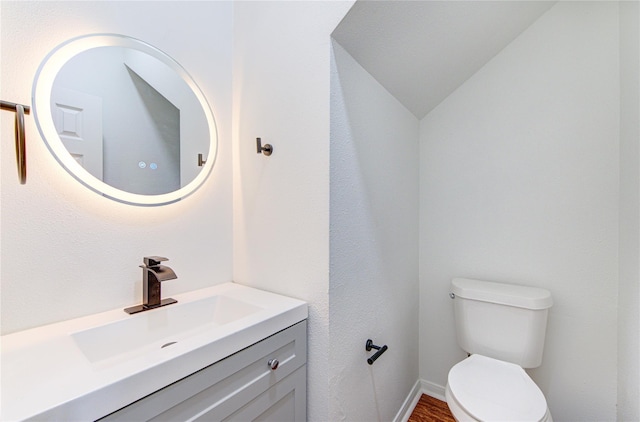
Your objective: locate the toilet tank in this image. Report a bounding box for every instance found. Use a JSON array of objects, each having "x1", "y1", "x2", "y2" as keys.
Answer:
[{"x1": 451, "y1": 278, "x2": 553, "y2": 368}]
